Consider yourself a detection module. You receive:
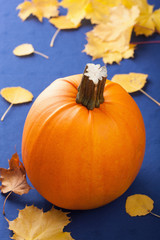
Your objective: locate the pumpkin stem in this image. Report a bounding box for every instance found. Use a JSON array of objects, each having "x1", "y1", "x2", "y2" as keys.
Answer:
[{"x1": 76, "y1": 64, "x2": 107, "y2": 110}]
